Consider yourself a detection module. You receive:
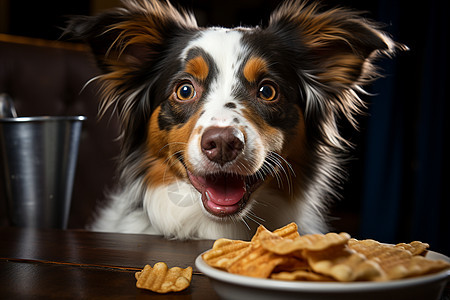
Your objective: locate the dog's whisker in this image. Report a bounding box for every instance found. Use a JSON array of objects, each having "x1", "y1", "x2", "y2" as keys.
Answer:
[
  {"x1": 162, "y1": 150, "x2": 185, "y2": 184},
  {"x1": 255, "y1": 168, "x2": 267, "y2": 182},
  {"x1": 158, "y1": 142, "x2": 188, "y2": 155},
  {"x1": 162, "y1": 150, "x2": 185, "y2": 168},
  {"x1": 271, "y1": 152, "x2": 296, "y2": 177},
  {"x1": 163, "y1": 150, "x2": 181, "y2": 165},
  {"x1": 234, "y1": 162, "x2": 247, "y2": 176},
  {"x1": 264, "y1": 152, "x2": 296, "y2": 194},
  {"x1": 261, "y1": 157, "x2": 283, "y2": 188},
  {"x1": 247, "y1": 210, "x2": 265, "y2": 223},
  {"x1": 240, "y1": 217, "x2": 251, "y2": 231},
  {"x1": 245, "y1": 213, "x2": 264, "y2": 227}
]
